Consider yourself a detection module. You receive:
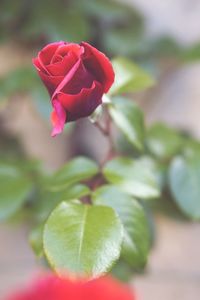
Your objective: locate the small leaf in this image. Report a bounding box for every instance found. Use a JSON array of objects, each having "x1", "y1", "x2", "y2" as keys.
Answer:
[
  {"x1": 103, "y1": 157, "x2": 160, "y2": 199},
  {"x1": 29, "y1": 224, "x2": 44, "y2": 257},
  {"x1": 146, "y1": 123, "x2": 183, "y2": 160},
  {"x1": 45, "y1": 157, "x2": 99, "y2": 191},
  {"x1": 0, "y1": 163, "x2": 33, "y2": 220},
  {"x1": 88, "y1": 105, "x2": 103, "y2": 123},
  {"x1": 111, "y1": 259, "x2": 134, "y2": 282},
  {"x1": 108, "y1": 97, "x2": 144, "y2": 150},
  {"x1": 93, "y1": 185, "x2": 151, "y2": 268},
  {"x1": 109, "y1": 57, "x2": 155, "y2": 96},
  {"x1": 169, "y1": 153, "x2": 200, "y2": 220},
  {"x1": 43, "y1": 202, "x2": 123, "y2": 277}
]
